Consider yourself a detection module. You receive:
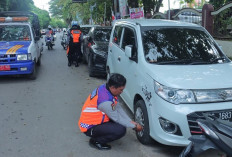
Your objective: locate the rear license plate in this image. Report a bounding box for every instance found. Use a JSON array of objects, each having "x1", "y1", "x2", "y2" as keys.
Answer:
[
  {"x1": 210, "y1": 111, "x2": 232, "y2": 121},
  {"x1": 0, "y1": 65, "x2": 10, "y2": 71}
]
